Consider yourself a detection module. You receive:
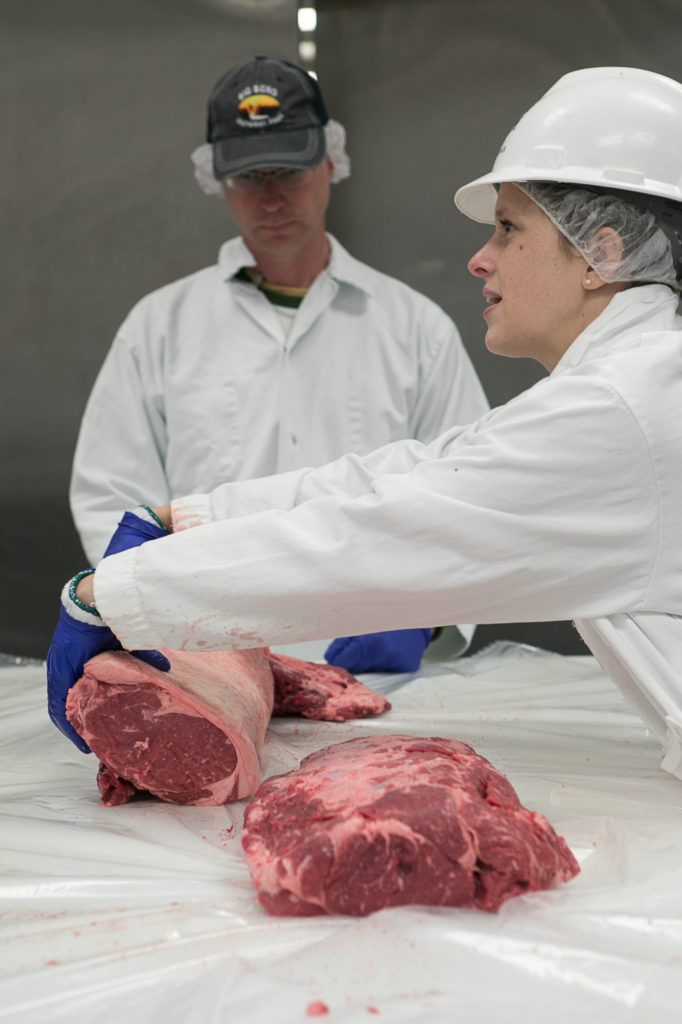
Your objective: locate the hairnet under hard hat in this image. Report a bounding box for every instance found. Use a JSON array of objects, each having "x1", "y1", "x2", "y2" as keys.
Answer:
[
  {"x1": 191, "y1": 119, "x2": 351, "y2": 196},
  {"x1": 517, "y1": 181, "x2": 681, "y2": 289}
]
